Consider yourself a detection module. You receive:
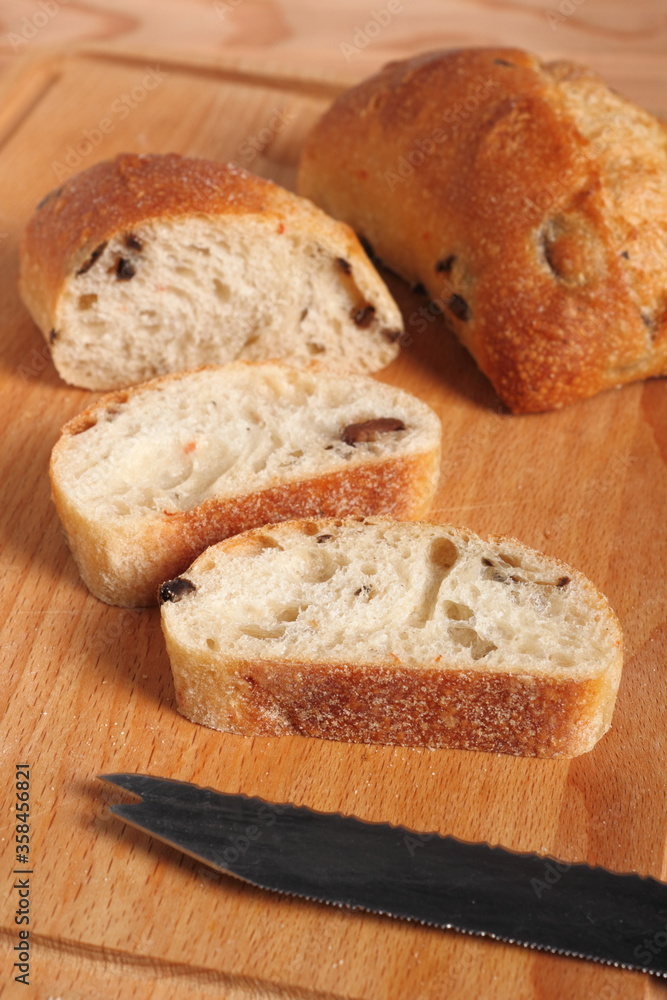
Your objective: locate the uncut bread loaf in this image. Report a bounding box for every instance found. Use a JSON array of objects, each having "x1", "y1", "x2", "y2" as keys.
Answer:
[
  {"x1": 298, "y1": 48, "x2": 667, "y2": 413},
  {"x1": 50, "y1": 363, "x2": 441, "y2": 607},
  {"x1": 159, "y1": 516, "x2": 623, "y2": 758},
  {"x1": 20, "y1": 153, "x2": 403, "y2": 390}
]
